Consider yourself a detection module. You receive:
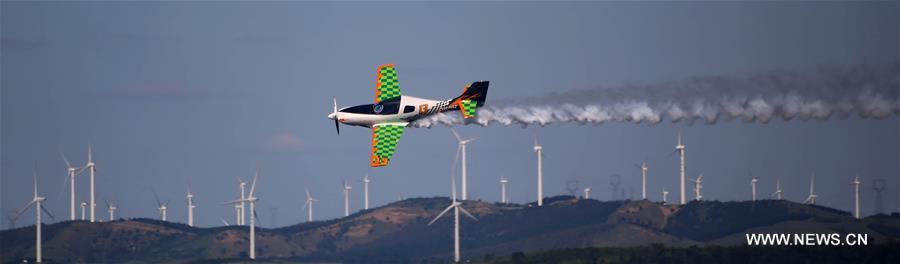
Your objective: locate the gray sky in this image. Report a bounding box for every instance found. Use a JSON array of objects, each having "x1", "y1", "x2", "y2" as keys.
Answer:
[{"x1": 2, "y1": 1, "x2": 898, "y2": 228}]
